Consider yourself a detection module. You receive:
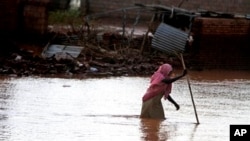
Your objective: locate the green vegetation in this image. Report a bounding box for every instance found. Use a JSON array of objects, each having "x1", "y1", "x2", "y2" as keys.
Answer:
[{"x1": 48, "y1": 9, "x2": 82, "y2": 25}]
